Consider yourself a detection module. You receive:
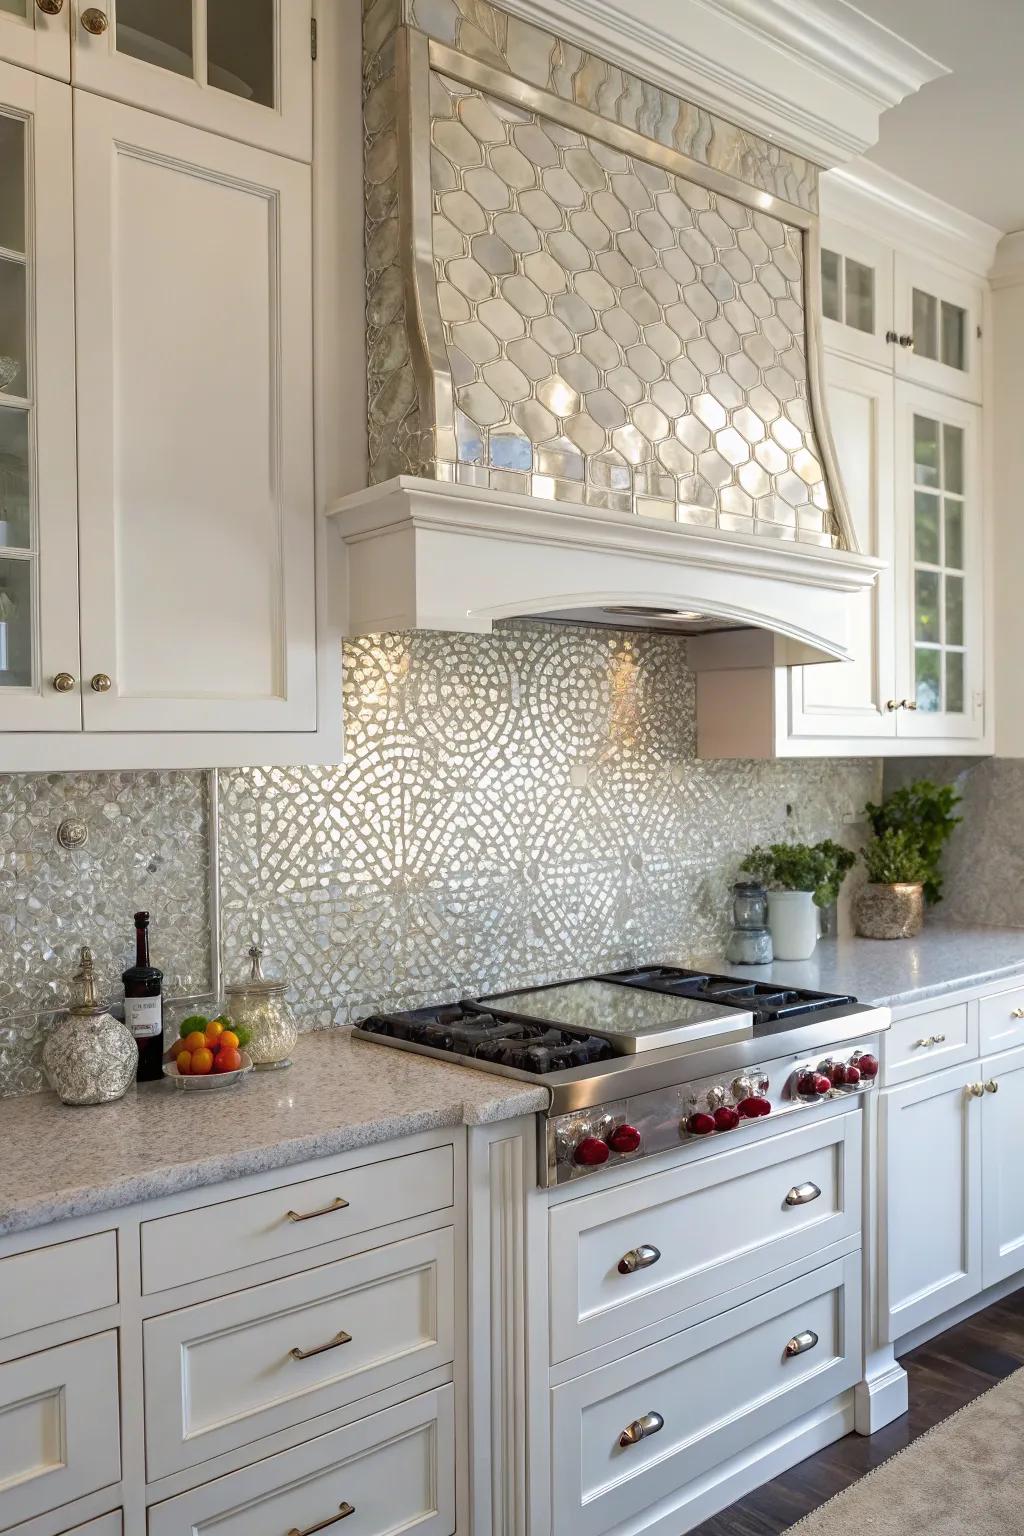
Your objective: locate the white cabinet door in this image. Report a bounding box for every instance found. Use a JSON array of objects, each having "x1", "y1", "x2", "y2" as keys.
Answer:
[
  {"x1": 893, "y1": 380, "x2": 984, "y2": 741},
  {"x1": 71, "y1": 0, "x2": 312, "y2": 160},
  {"x1": 894, "y1": 254, "x2": 983, "y2": 404},
  {"x1": 879, "y1": 1063, "x2": 982, "y2": 1343},
  {"x1": 786, "y1": 352, "x2": 896, "y2": 741},
  {"x1": 0, "y1": 63, "x2": 80, "y2": 733},
  {"x1": 819, "y1": 220, "x2": 895, "y2": 370},
  {"x1": 0, "y1": 0, "x2": 69, "y2": 80},
  {"x1": 74, "y1": 93, "x2": 317, "y2": 734},
  {"x1": 981, "y1": 1045, "x2": 1024, "y2": 1289}
]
